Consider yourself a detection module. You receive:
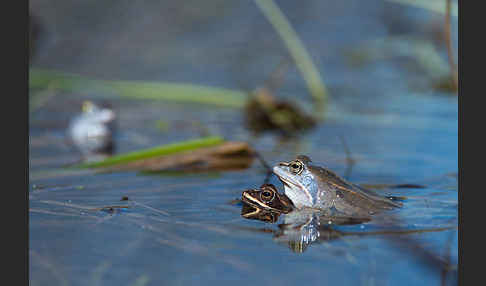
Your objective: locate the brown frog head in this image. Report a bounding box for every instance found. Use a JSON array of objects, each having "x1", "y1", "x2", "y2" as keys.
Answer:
[{"x1": 241, "y1": 184, "x2": 294, "y2": 214}]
